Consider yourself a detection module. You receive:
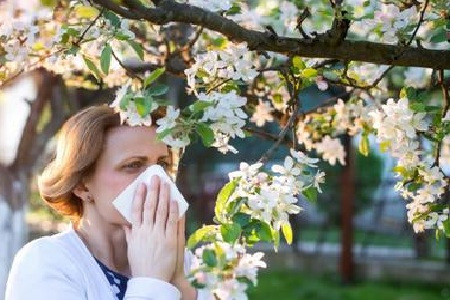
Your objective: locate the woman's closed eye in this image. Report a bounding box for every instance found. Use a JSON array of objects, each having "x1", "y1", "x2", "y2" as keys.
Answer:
[
  {"x1": 157, "y1": 160, "x2": 170, "y2": 170},
  {"x1": 123, "y1": 160, "x2": 144, "y2": 171}
]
